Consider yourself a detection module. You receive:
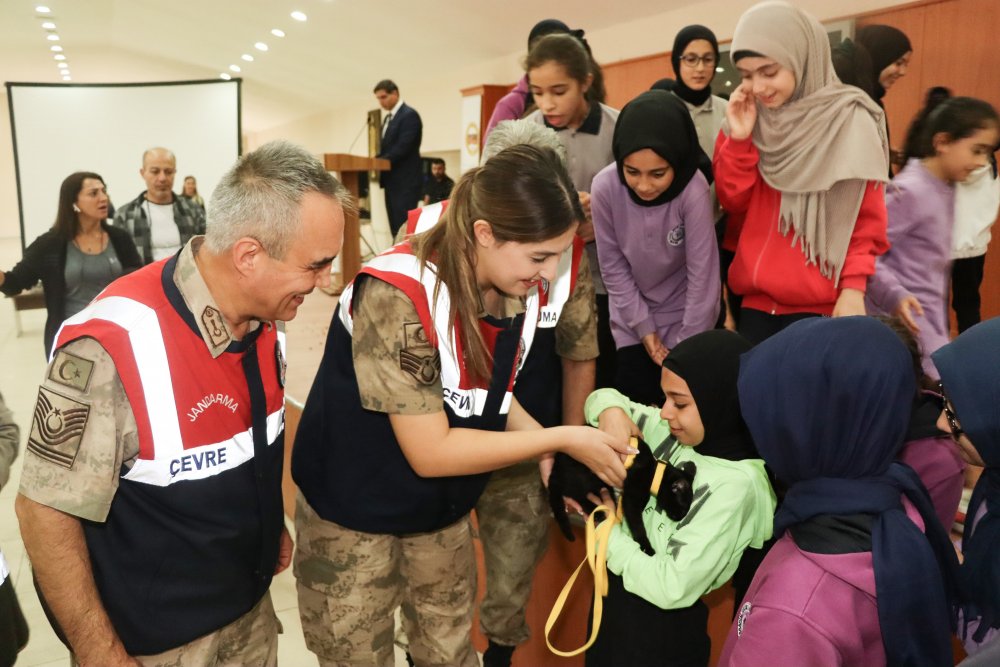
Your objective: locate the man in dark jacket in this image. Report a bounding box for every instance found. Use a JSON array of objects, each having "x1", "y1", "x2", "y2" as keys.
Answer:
[{"x1": 374, "y1": 80, "x2": 423, "y2": 236}]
